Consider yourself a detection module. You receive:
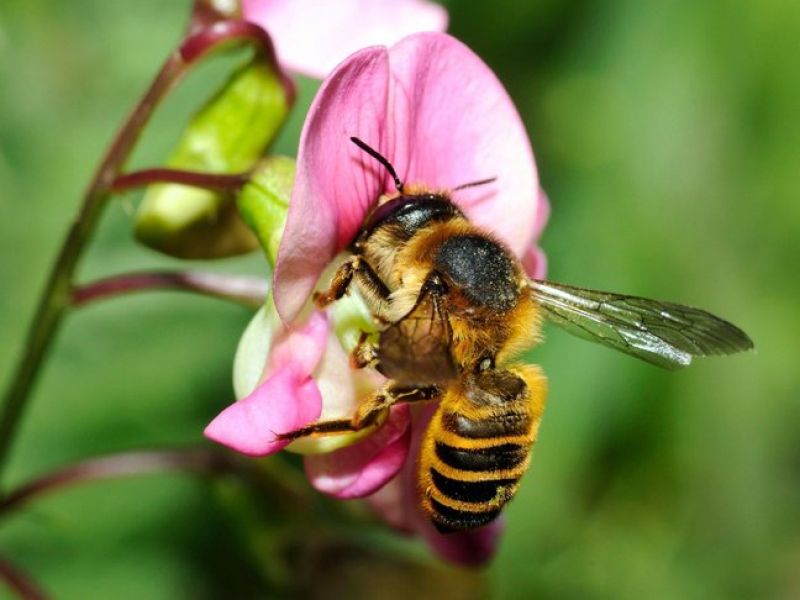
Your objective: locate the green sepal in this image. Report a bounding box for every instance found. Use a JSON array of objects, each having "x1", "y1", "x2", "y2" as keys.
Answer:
[{"x1": 135, "y1": 57, "x2": 292, "y2": 259}]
